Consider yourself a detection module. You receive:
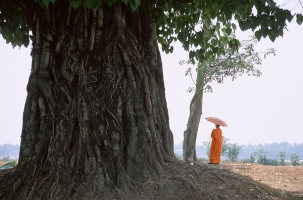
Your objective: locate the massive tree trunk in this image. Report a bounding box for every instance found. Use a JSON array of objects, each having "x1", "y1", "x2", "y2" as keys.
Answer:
[
  {"x1": 183, "y1": 67, "x2": 205, "y2": 162},
  {"x1": 0, "y1": 1, "x2": 176, "y2": 199}
]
